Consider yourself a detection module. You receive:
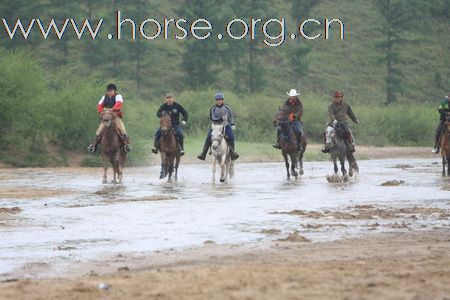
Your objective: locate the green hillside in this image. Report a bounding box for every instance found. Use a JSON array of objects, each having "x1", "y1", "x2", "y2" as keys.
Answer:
[{"x1": 0, "y1": 0, "x2": 448, "y2": 166}]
